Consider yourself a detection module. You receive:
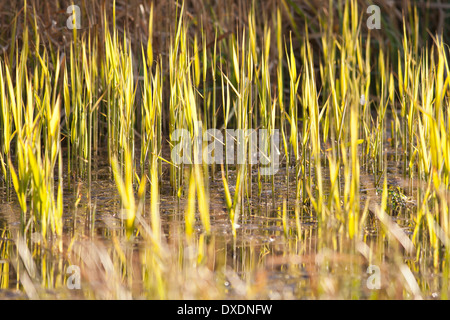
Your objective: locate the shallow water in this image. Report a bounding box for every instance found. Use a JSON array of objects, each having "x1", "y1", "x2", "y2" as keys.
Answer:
[{"x1": 0, "y1": 145, "x2": 447, "y2": 300}]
